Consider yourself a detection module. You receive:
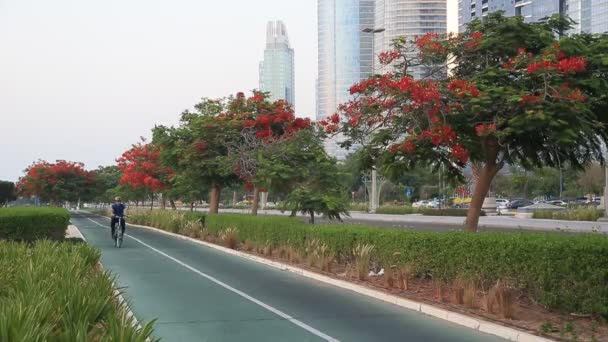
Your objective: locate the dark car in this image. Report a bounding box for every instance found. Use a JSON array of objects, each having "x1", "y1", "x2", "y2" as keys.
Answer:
[{"x1": 508, "y1": 199, "x2": 534, "y2": 209}]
